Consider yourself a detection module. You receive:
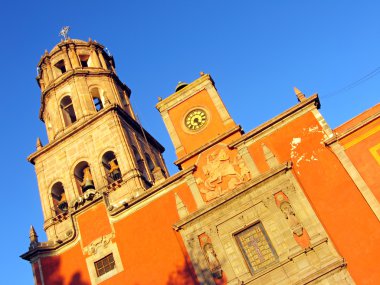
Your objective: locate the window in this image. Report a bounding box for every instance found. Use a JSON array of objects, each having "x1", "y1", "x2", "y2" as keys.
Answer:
[
  {"x1": 93, "y1": 97, "x2": 103, "y2": 111},
  {"x1": 51, "y1": 182, "x2": 68, "y2": 215},
  {"x1": 95, "y1": 254, "x2": 115, "y2": 277},
  {"x1": 74, "y1": 161, "x2": 95, "y2": 194},
  {"x1": 235, "y1": 222, "x2": 278, "y2": 274},
  {"x1": 102, "y1": 151, "x2": 121, "y2": 183},
  {"x1": 145, "y1": 153, "x2": 155, "y2": 172},
  {"x1": 85, "y1": 241, "x2": 124, "y2": 284},
  {"x1": 132, "y1": 146, "x2": 146, "y2": 176},
  {"x1": 90, "y1": 88, "x2": 104, "y2": 111},
  {"x1": 54, "y1": 60, "x2": 66, "y2": 75},
  {"x1": 79, "y1": 54, "x2": 90, "y2": 68},
  {"x1": 60, "y1": 96, "x2": 77, "y2": 126}
]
